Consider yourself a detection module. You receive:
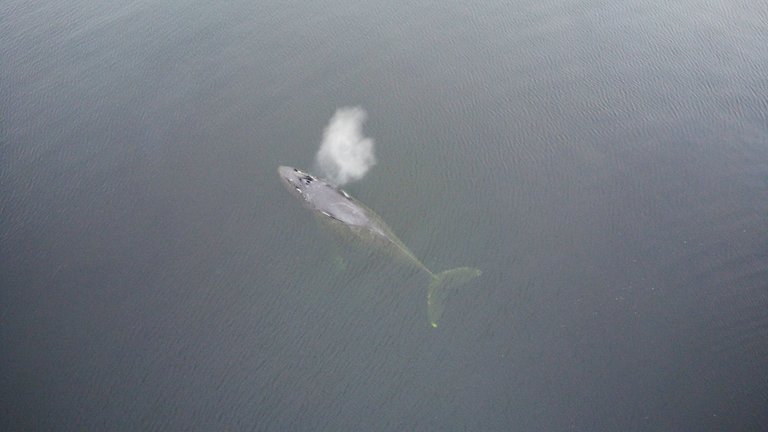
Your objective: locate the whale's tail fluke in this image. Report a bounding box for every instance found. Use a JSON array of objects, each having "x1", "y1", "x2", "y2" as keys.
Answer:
[{"x1": 427, "y1": 267, "x2": 481, "y2": 328}]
